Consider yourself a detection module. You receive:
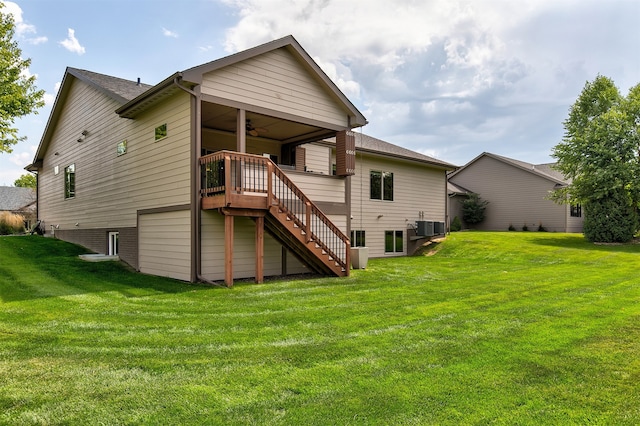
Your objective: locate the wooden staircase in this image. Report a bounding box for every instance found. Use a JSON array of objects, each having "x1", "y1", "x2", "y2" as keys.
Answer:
[
  {"x1": 265, "y1": 205, "x2": 347, "y2": 276},
  {"x1": 200, "y1": 151, "x2": 350, "y2": 281}
]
